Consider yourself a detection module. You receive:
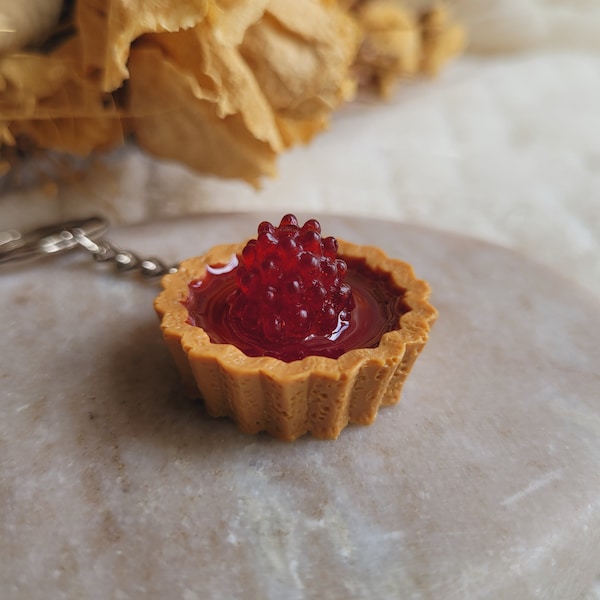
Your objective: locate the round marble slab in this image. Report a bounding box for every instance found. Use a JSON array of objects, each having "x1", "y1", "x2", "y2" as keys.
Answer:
[{"x1": 1, "y1": 213, "x2": 599, "y2": 600}]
